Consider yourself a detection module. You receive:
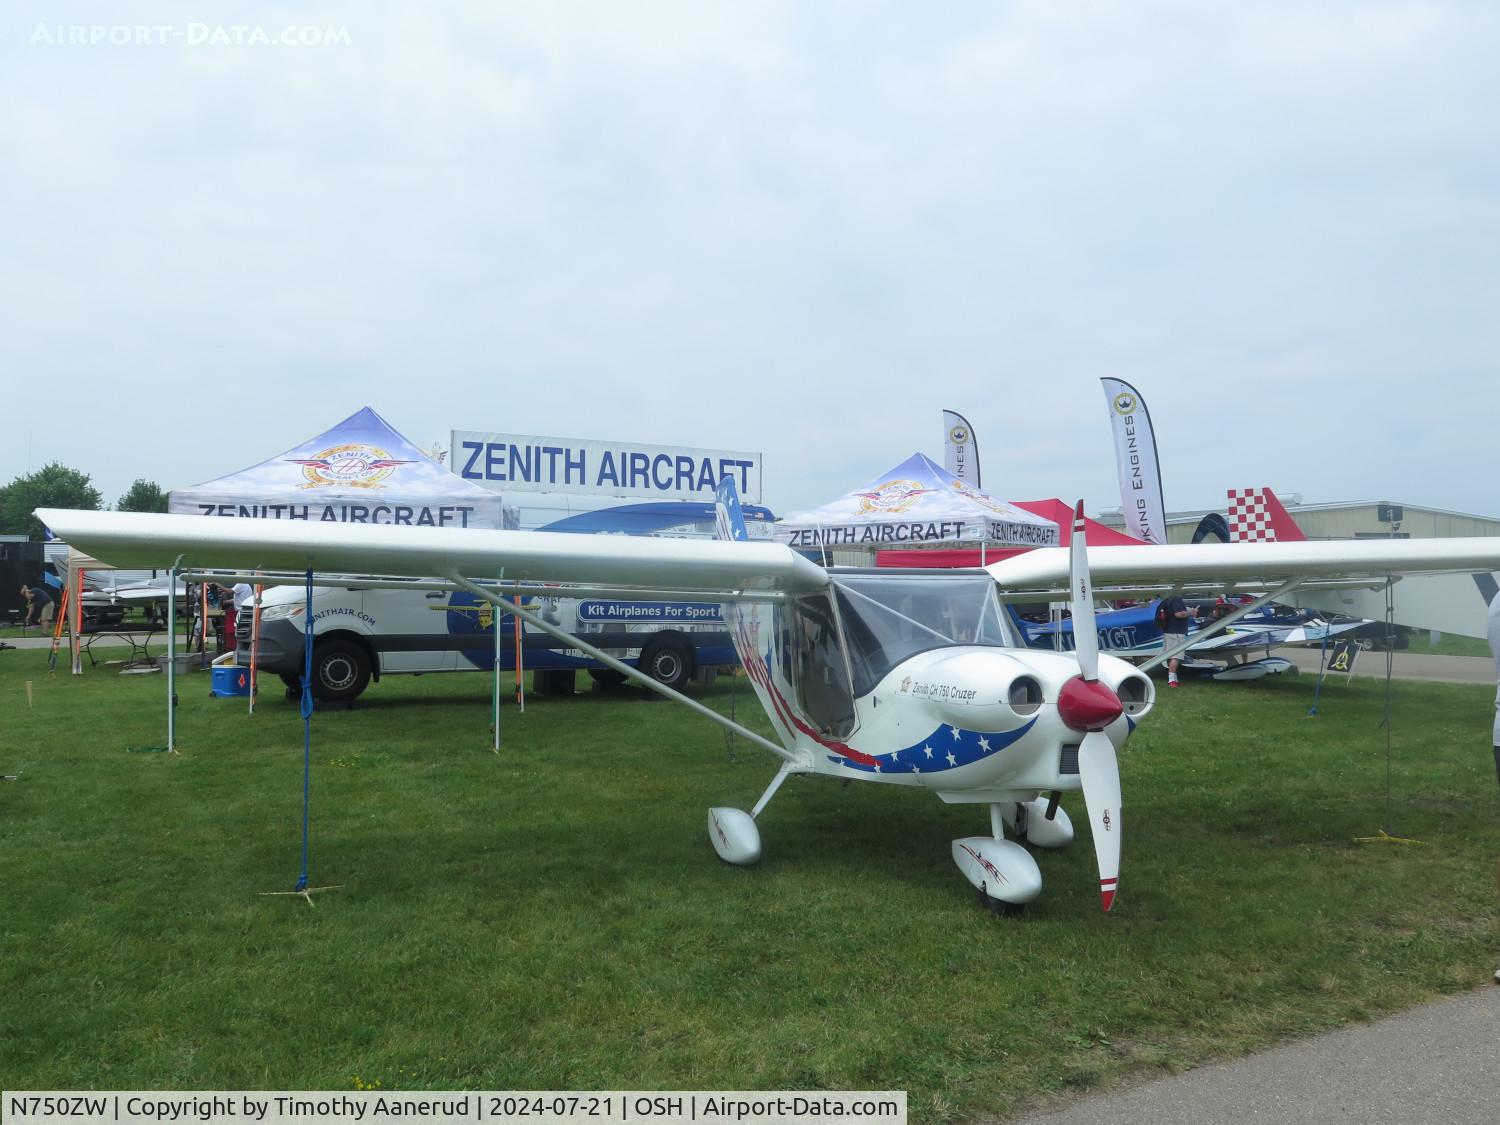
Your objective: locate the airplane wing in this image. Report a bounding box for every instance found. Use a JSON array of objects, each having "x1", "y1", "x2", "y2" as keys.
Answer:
[
  {"x1": 1188, "y1": 619, "x2": 1366, "y2": 652},
  {"x1": 987, "y1": 540, "x2": 1500, "y2": 639},
  {"x1": 35, "y1": 509, "x2": 830, "y2": 597}
]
